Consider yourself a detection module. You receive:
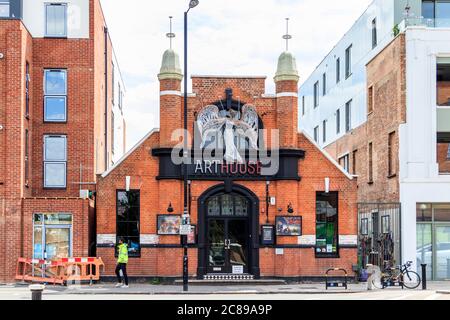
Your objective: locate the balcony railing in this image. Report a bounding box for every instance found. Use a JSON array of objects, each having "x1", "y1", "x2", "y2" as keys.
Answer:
[{"x1": 405, "y1": 17, "x2": 450, "y2": 28}]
